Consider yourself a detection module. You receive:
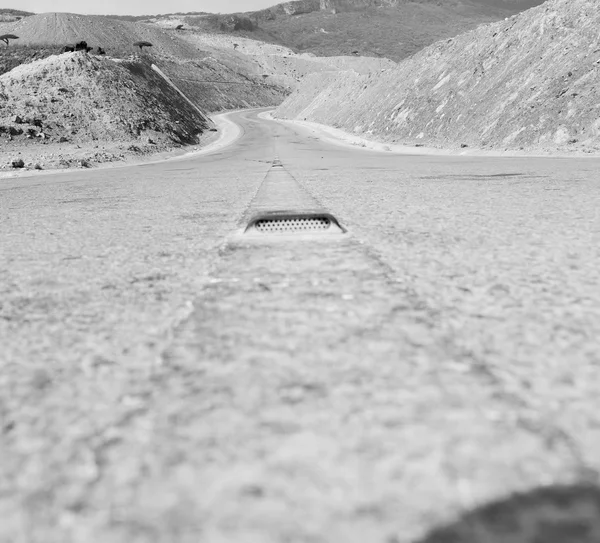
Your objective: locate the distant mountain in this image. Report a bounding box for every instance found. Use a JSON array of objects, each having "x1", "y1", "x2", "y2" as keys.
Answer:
[
  {"x1": 183, "y1": 0, "x2": 546, "y2": 61},
  {"x1": 242, "y1": 0, "x2": 546, "y2": 20}
]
